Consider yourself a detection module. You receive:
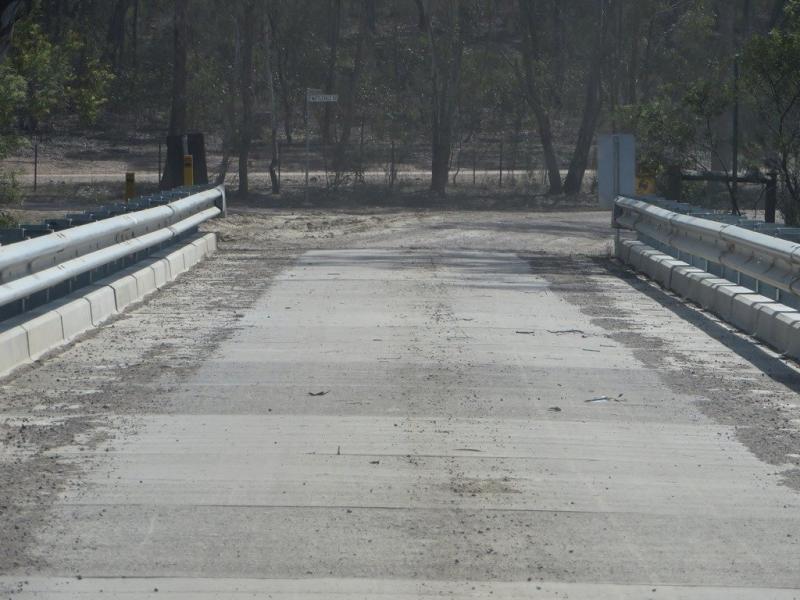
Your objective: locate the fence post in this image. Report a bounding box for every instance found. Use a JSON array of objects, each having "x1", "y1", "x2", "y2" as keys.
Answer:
[
  {"x1": 125, "y1": 172, "x2": 135, "y2": 204},
  {"x1": 499, "y1": 140, "x2": 504, "y2": 188},
  {"x1": 33, "y1": 141, "x2": 38, "y2": 192}
]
